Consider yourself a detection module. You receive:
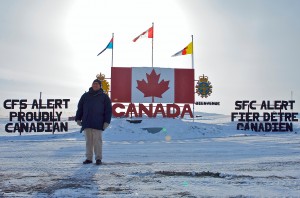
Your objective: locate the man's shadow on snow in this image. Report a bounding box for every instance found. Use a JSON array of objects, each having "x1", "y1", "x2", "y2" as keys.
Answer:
[{"x1": 38, "y1": 163, "x2": 101, "y2": 195}]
